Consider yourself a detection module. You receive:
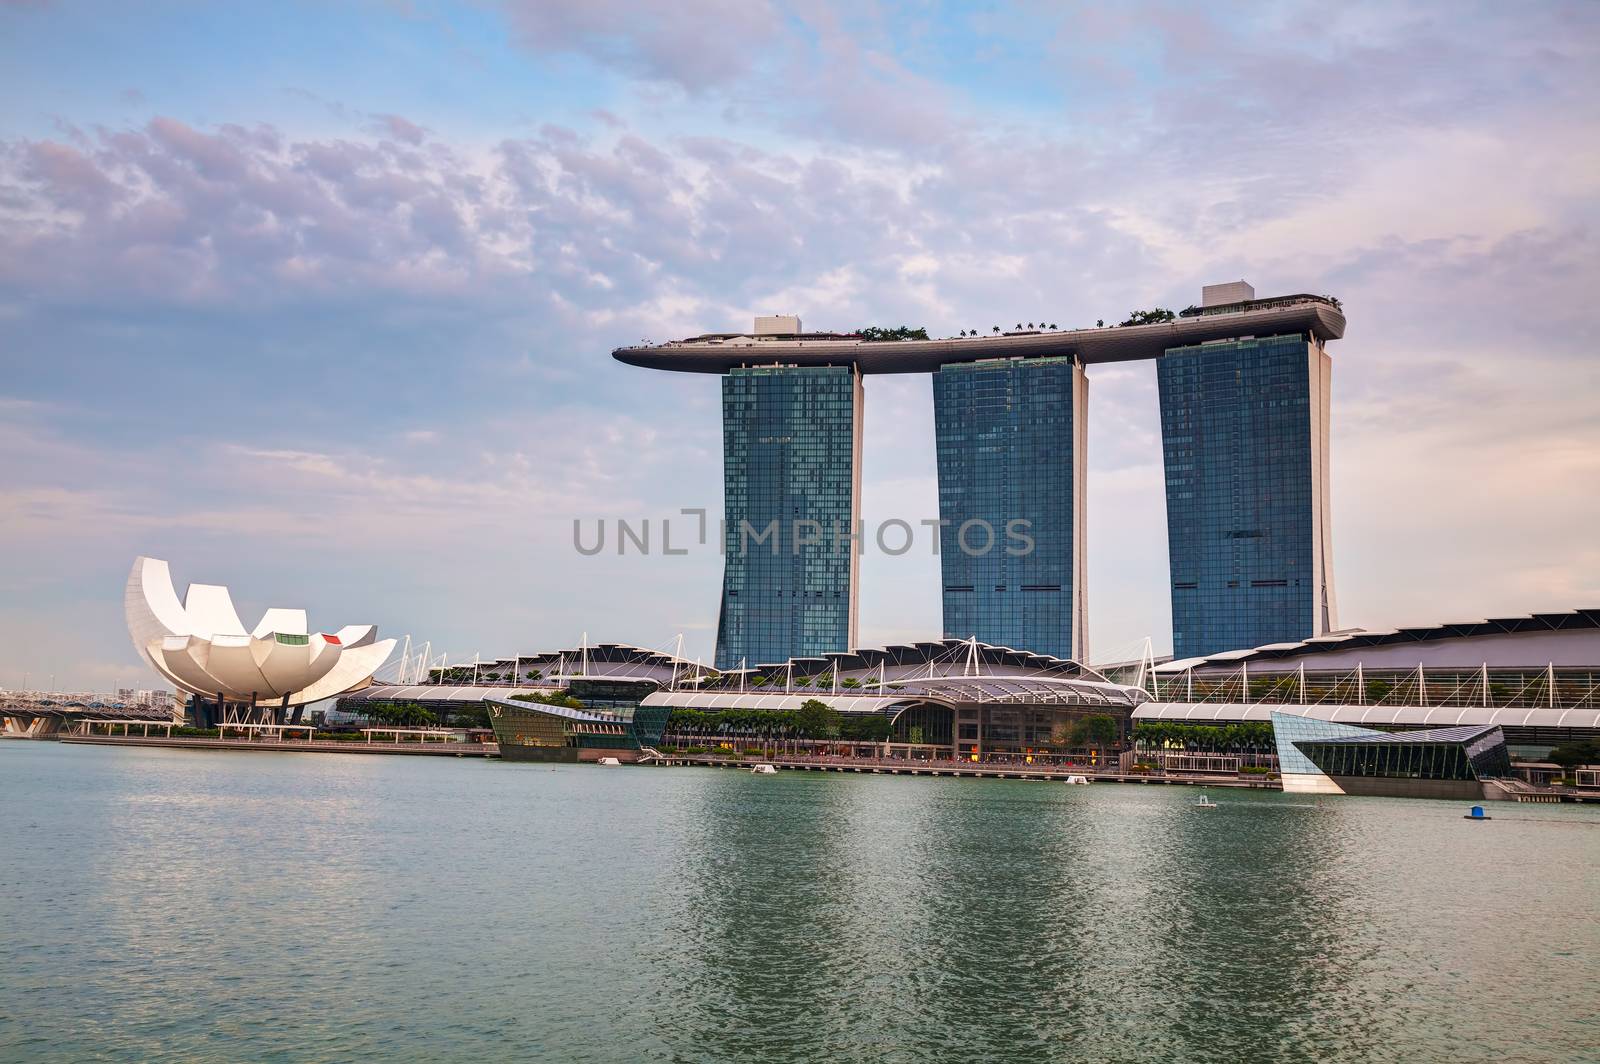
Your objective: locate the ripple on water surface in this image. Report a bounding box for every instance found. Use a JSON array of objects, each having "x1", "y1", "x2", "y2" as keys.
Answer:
[{"x1": 1, "y1": 743, "x2": 1596, "y2": 1063}]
